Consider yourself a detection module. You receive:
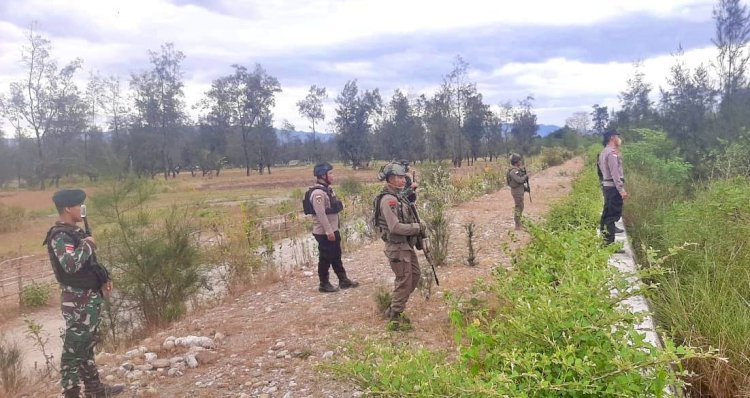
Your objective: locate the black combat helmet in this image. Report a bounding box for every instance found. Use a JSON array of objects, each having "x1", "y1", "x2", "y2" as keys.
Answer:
[{"x1": 313, "y1": 162, "x2": 333, "y2": 177}]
